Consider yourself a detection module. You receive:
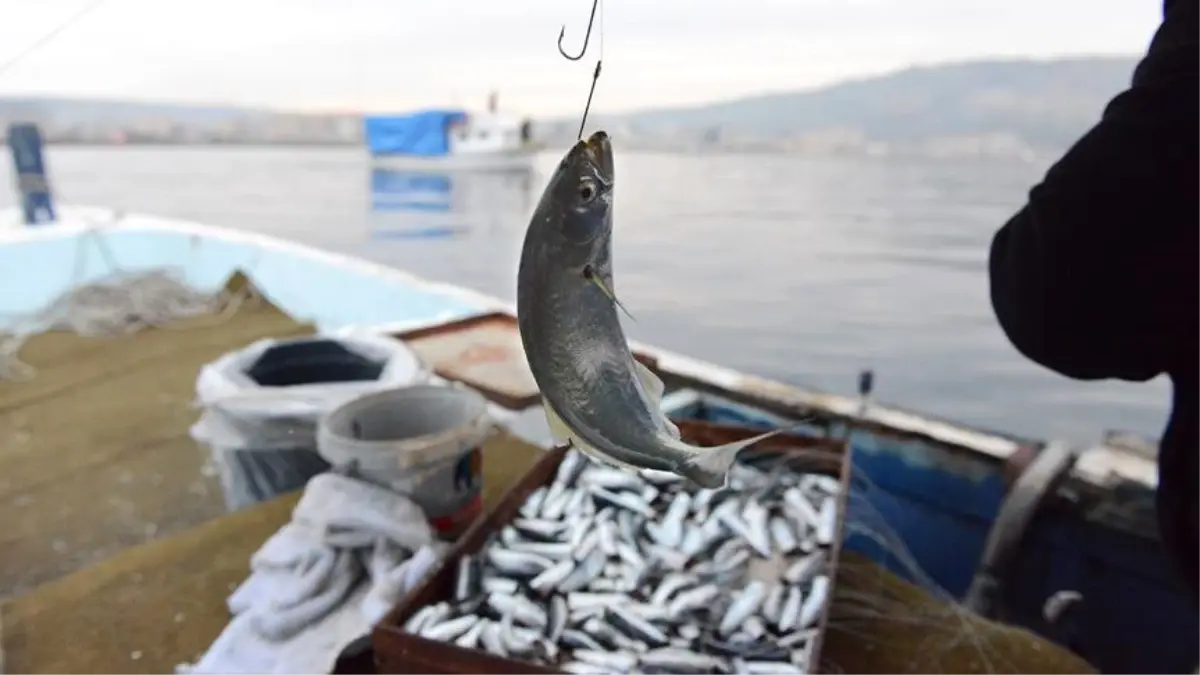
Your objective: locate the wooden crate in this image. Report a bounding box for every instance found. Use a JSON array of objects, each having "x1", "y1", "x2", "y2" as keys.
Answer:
[{"x1": 372, "y1": 420, "x2": 853, "y2": 674}]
